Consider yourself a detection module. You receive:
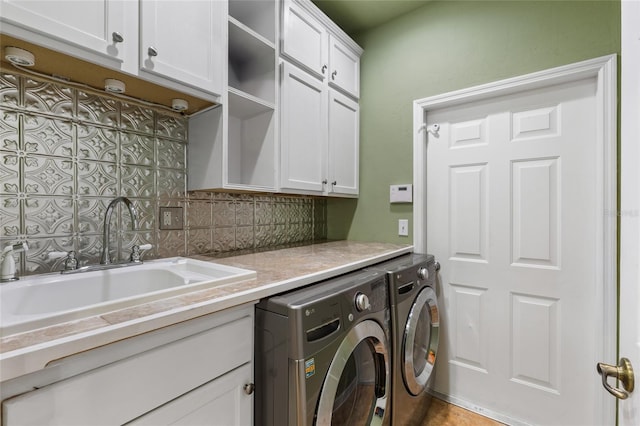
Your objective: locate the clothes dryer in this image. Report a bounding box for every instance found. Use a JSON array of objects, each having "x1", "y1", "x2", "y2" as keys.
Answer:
[
  {"x1": 367, "y1": 254, "x2": 439, "y2": 426},
  {"x1": 255, "y1": 269, "x2": 391, "y2": 426}
]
